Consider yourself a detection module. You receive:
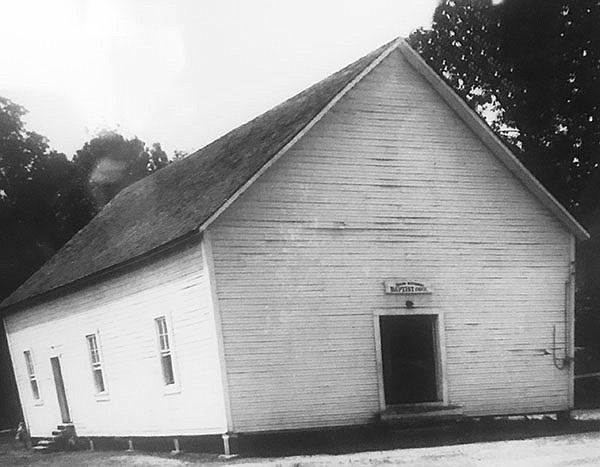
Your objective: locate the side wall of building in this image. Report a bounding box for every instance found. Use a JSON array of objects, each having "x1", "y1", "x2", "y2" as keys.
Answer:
[
  {"x1": 209, "y1": 49, "x2": 573, "y2": 433},
  {"x1": 4, "y1": 240, "x2": 228, "y2": 437}
]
